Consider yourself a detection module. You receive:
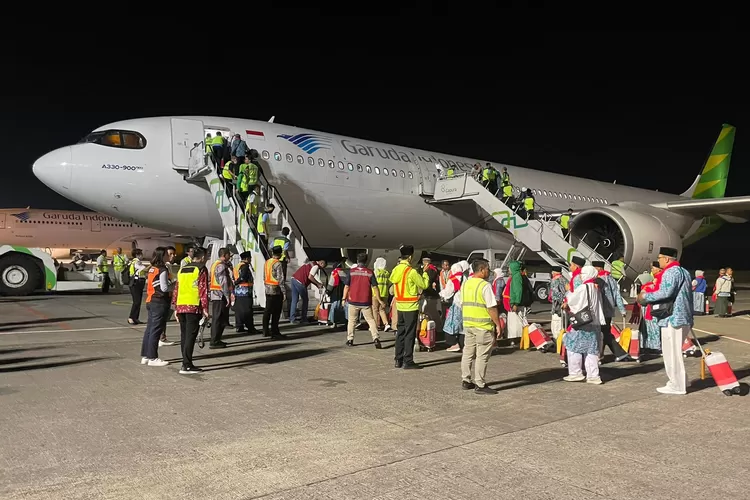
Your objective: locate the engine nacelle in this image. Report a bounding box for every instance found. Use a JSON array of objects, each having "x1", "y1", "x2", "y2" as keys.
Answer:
[{"x1": 569, "y1": 205, "x2": 682, "y2": 278}]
